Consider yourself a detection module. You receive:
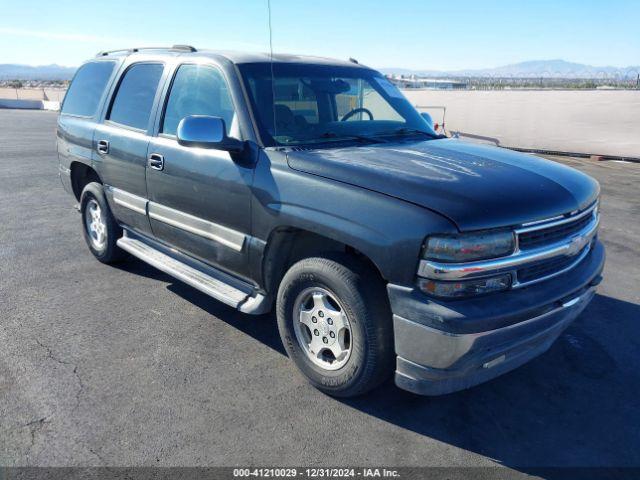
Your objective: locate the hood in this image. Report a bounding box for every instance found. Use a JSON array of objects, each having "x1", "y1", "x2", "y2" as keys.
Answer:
[{"x1": 287, "y1": 139, "x2": 599, "y2": 231}]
